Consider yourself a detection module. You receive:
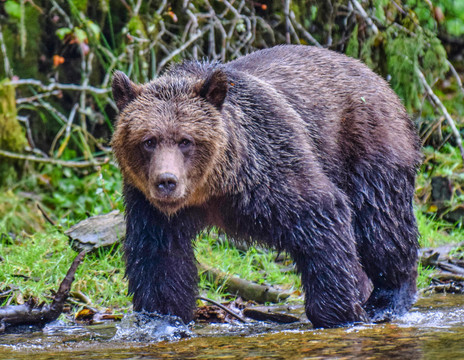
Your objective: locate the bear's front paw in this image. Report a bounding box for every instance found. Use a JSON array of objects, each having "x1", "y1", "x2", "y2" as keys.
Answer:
[{"x1": 363, "y1": 284, "x2": 417, "y2": 323}]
